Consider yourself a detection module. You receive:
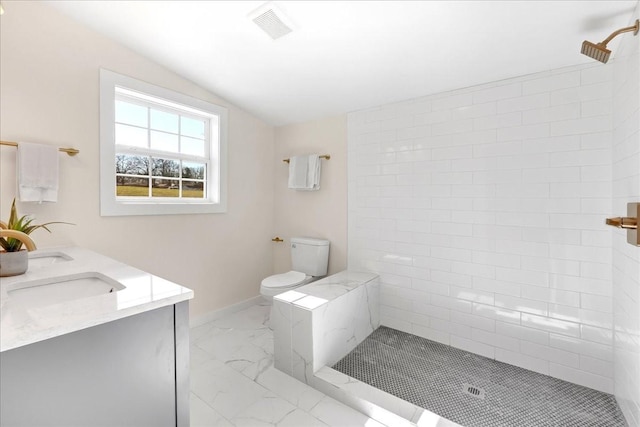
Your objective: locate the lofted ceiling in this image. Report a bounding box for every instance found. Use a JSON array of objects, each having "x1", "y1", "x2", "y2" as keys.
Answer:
[{"x1": 44, "y1": 1, "x2": 638, "y2": 126}]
